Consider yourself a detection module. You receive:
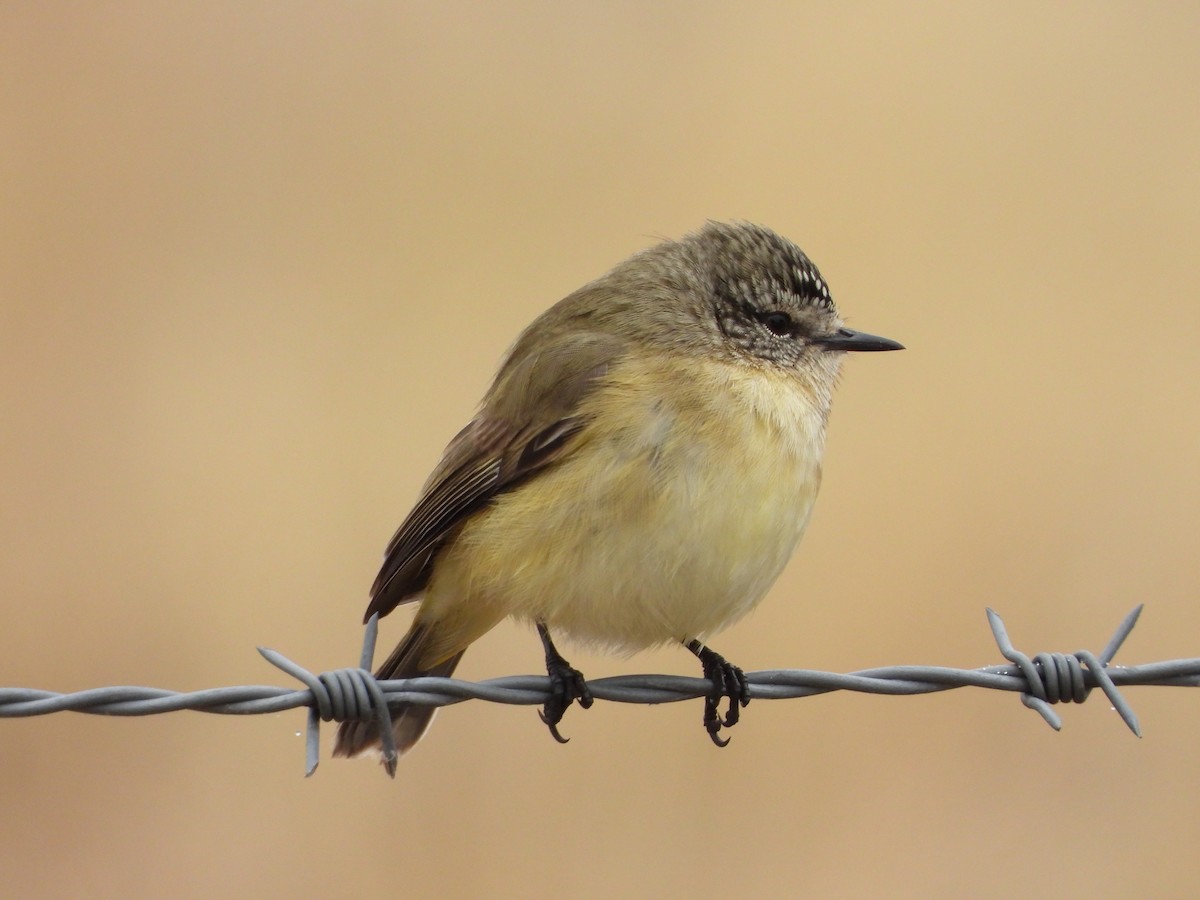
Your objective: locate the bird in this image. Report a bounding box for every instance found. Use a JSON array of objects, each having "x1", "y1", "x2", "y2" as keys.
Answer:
[{"x1": 334, "y1": 221, "x2": 902, "y2": 768}]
